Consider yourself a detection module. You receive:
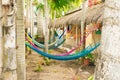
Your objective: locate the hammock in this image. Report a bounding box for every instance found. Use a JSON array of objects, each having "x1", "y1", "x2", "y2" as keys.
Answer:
[
  {"x1": 27, "y1": 26, "x2": 98, "y2": 56},
  {"x1": 49, "y1": 30, "x2": 65, "y2": 43},
  {"x1": 27, "y1": 36, "x2": 66, "y2": 49},
  {"x1": 27, "y1": 30, "x2": 91, "y2": 56},
  {"x1": 49, "y1": 30, "x2": 59, "y2": 43},
  {"x1": 56, "y1": 31, "x2": 91, "y2": 56},
  {"x1": 55, "y1": 26, "x2": 100, "y2": 56},
  {"x1": 27, "y1": 30, "x2": 66, "y2": 49},
  {"x1": 27, "y1": 33, "x2": 66, "y2": 49},
  {"x1": 25, "y1": 42, "x2": 100, "y2": 60},
  {"x1": 29, "y1": 29, "x2": 66, "y2": 41}
]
